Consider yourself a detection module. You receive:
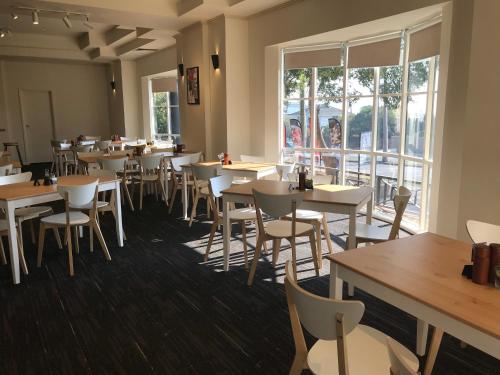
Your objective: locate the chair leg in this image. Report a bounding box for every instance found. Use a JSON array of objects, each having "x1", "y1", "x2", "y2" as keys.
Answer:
[
  {"x1": 247, "y1": 236, "x2": 264, "y2": 286},
  {"x1": 309, "y1": 232, "x2": 320, "y2": 277},
  {"x1": 289, "y1": 353, "x2": 308, "y2": 375},
  {"x1": 189, "y1": 191, "x2": 200, "y2": 227},
  {"x1": 158, "y1": 179, "x2": 168, "y2": 207},
  {"x1": 314, "y1": 221, "x2": 322, "y2": 269},
  {"x1": 123, "y1": 180, "x2": 135, "y2": 211},
  {"x1": 73, "y1": 226, "x2": 80, "y2": 254},
  {"x1": 53, "y1": 227, "x2": 62, "y2": 249},
  {"x1": 204, "y1": 220, "x2": 218, "y2": 262},
  {"x1": 37, "y1": 223, "x2": 46, "y2": 267},
  {"x1": 241, "y1": 221, "x2": 248, "y2": 269},
  {"x1": 139, "y1": 180, "x2": 144, "y2": 210},
  {"x1": 272, "y1": 238, "x2": 281, "y2": 267},
  {"x1": 17, "y1": 227, "x2": 28, "y2": 275},
  {"x1": 66, "y1": 225, "x2": 74, "y2": 276},
  {"x1": 0, "y1": 236, "x2": 7, "y2": 265},
  {"x1": 29, "y1": 219, "x2": 36, "y2": 244},
  {"x1": 89, "y1": 224, "x2": 94, "y2": 253},
  {"x1": 322, "y1": 213, "x2": 333, "y2": 254},
  {"x1": 17, "y1": 217, "x2": 24, "y2": 249},
  {"x1": 290, "y1": 237, "x2": 298, "y2": 281},
  {"x1": 92, "y1": 221, "x2": 111, "y2": 261},
  {"x1": 168, "y1": 180, "x2": 178, "y2": 214}
]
